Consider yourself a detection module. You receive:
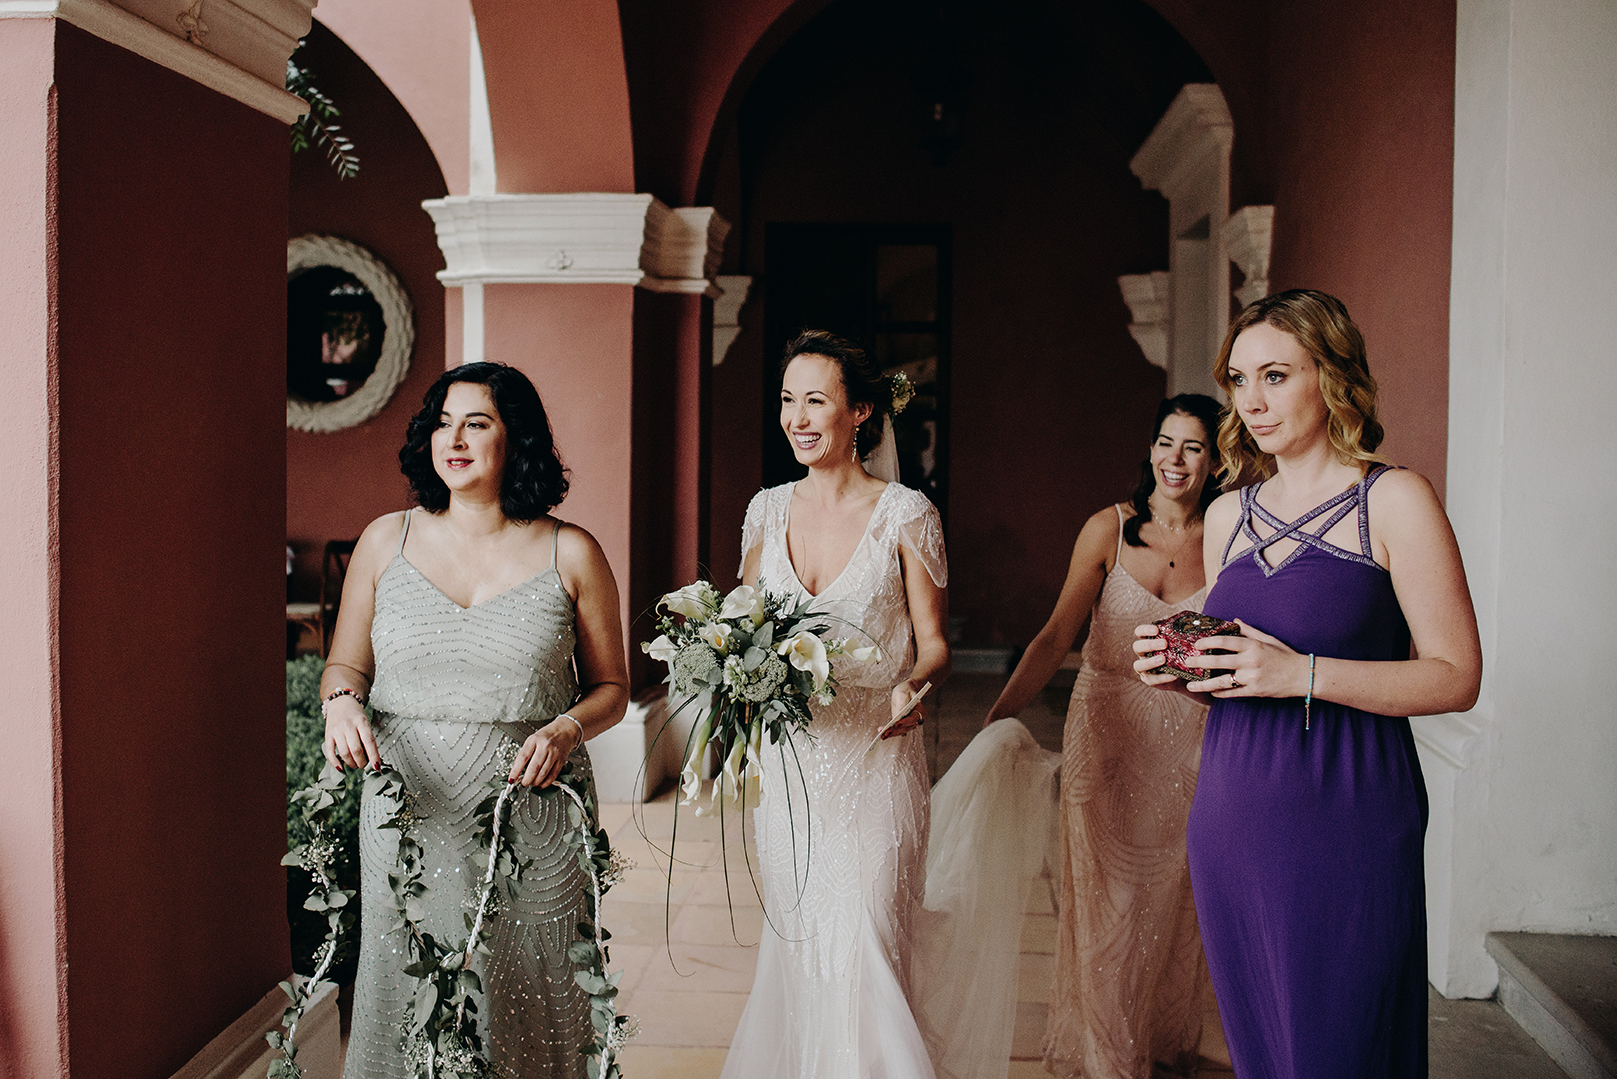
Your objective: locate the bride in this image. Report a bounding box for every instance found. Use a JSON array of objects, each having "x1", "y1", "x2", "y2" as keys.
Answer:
[{"x1": 723, "y1": 329, "x2": 951, "y2": 1079}]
